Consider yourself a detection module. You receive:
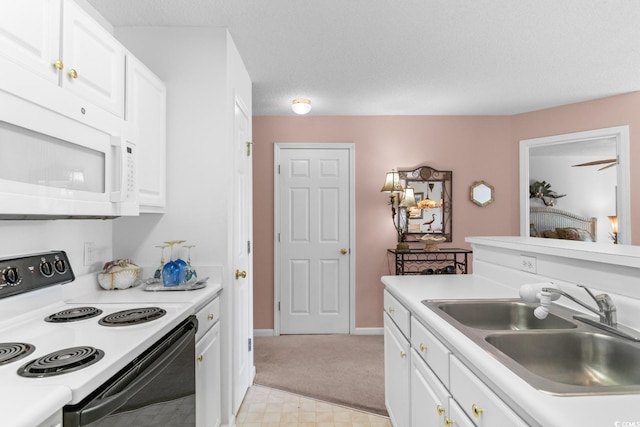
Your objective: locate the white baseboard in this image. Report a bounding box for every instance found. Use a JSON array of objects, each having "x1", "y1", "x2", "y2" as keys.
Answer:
[
  {"x1": 253, "y1": 328, "x2": 382, "y2": 336},
  {"x1": 352, "y1": 327, "x2": 383, "y2": 335},
  {"x1": 254, "y1": 329, "x2": 275, "y2": 337}
]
